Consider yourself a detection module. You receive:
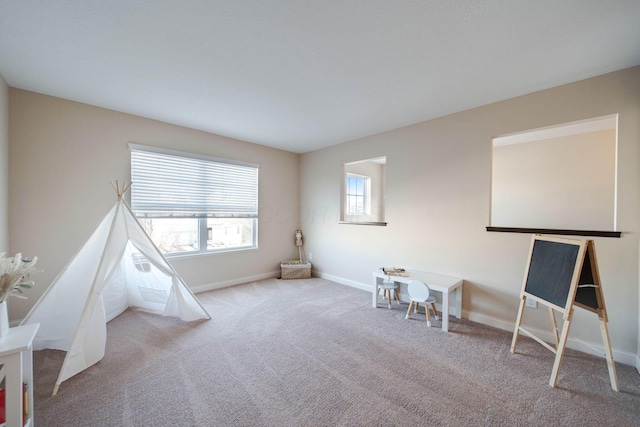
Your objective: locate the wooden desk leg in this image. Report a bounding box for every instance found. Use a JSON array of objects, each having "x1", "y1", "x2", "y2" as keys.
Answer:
[{"x1": 441, "y1": 291, "x2": 449, "y2": 332}]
